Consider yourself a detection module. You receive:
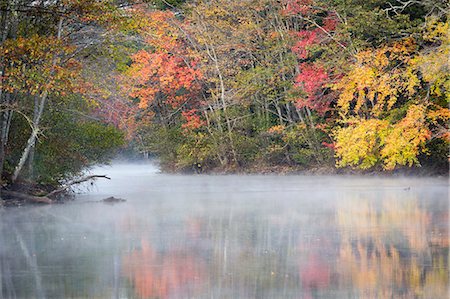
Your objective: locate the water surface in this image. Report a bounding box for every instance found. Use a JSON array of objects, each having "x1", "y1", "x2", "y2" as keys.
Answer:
[{"x1": 1, "y1": 162, "x2": 448, "y2": 298}]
